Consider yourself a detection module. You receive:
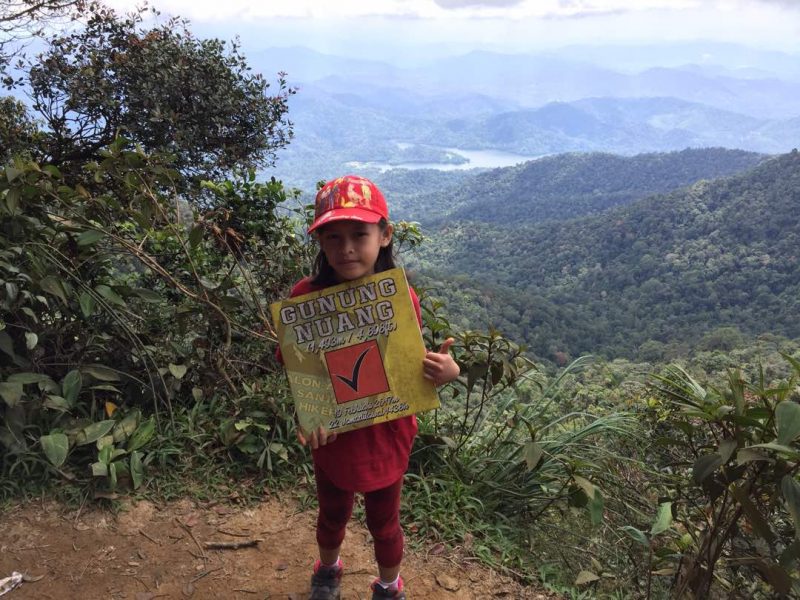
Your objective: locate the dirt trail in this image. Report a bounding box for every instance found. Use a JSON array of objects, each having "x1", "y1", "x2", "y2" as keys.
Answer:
[{"x1": 0, "y1": 497, "x2": 557, "y2": 599}]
